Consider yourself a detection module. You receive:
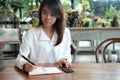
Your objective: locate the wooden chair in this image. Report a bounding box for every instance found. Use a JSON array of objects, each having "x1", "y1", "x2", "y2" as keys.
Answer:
[
  {"x1": 0, "y1": 10, "x2": 20, "y2": 60},
  {"x1": 0, "y1": 10, "x2": 20, "y2": 28},
  {"x1": 72, "y1": 31, "x2": 100, "y2": 62},
  {"x1": 95, "y1": 38, "x2": 120, "y2": 63}
]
